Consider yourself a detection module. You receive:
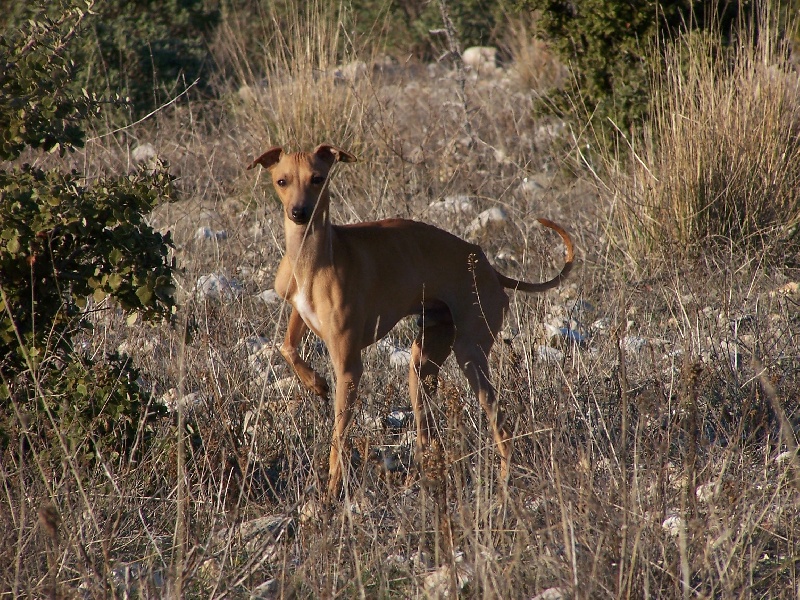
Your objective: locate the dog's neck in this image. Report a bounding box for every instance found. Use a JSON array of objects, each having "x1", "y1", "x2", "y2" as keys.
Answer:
[{"x1": 283, "y1": 201, "x2": 333, "y2": 282}]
